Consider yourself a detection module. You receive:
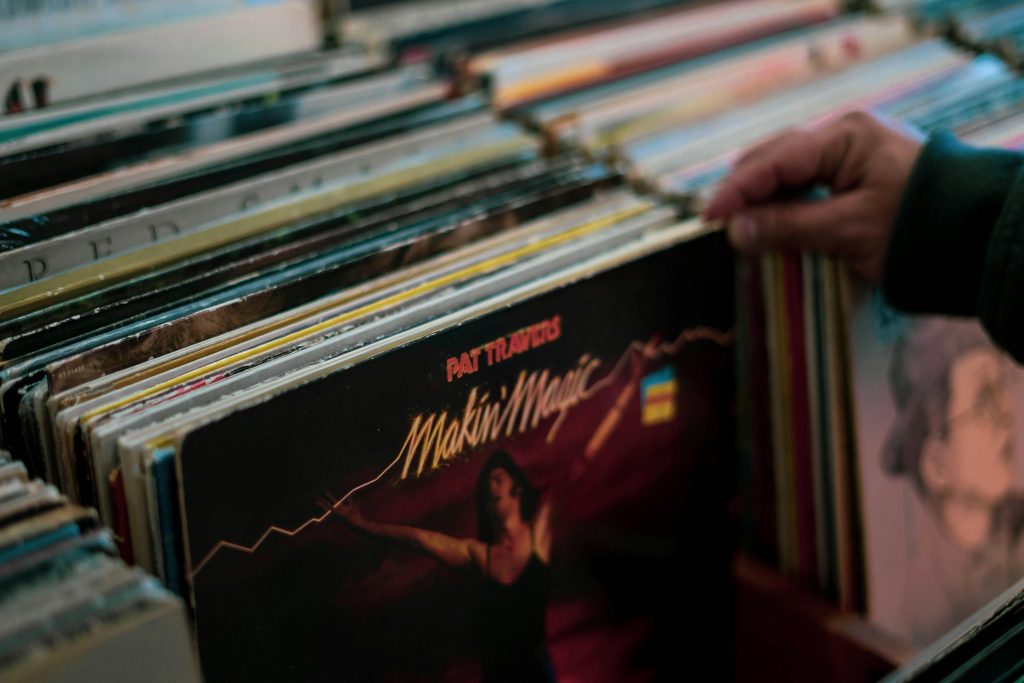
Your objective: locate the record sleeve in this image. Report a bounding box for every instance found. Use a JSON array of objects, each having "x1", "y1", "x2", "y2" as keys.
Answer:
[{"x1": 175, "y1": 226, "x2": 734, "y2": 680}]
